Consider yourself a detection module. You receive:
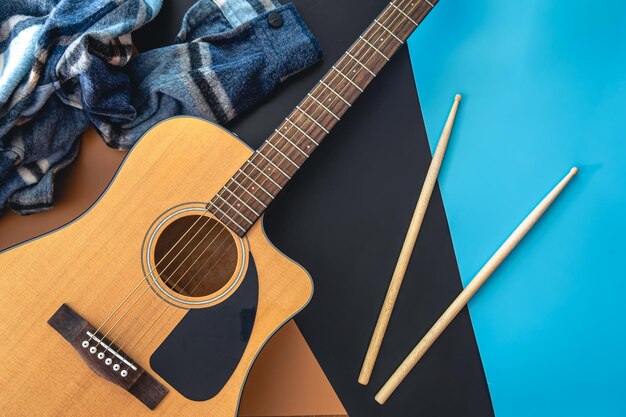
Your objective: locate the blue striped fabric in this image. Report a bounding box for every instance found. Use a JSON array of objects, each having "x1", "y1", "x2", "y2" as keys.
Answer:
[{"x1": 0, "y1": 0, "x2": 321, "y2": 214}]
